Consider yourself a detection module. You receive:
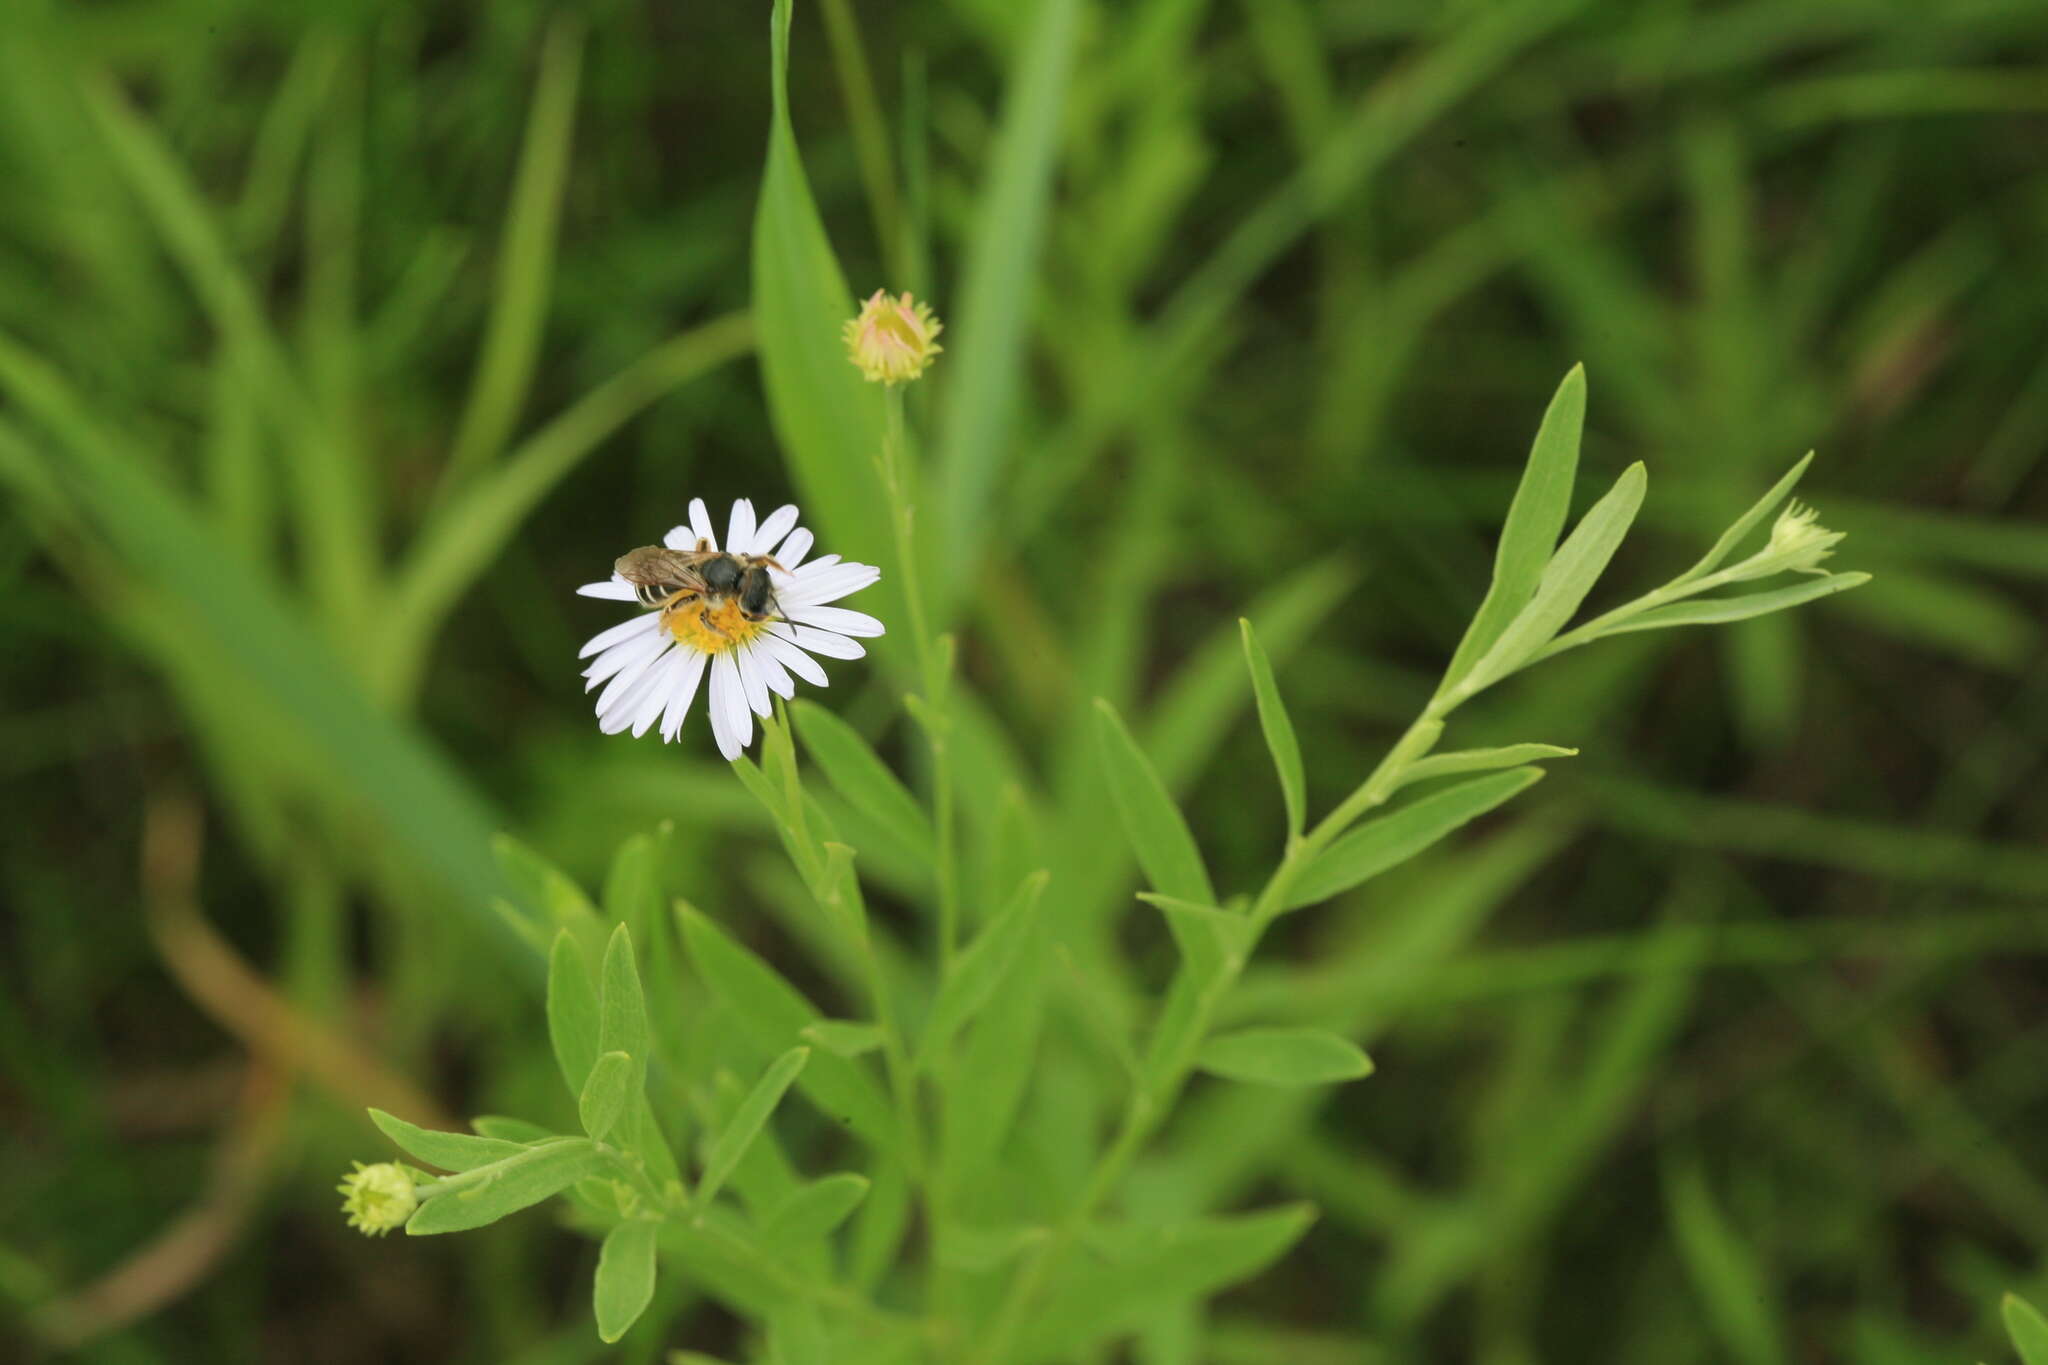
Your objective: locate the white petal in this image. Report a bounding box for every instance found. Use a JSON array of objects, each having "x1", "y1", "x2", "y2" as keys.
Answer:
[
  {"x1": 714, "y1": 651, "x2": 753, "y2": 755},
  {"x1": 726, "y1": 499, "x2": 757, "y2": 556},
  {"x1": 776, "y1": 527, "x2": 814, "y2": 568},
  {"x1": 749, "y1": 641, "x2": 796, "y2": 699},
  {"x1": 578, "y1": 580, "x2": 638, "y2": 601},
  {"x1": 631, "y1": 650, "x2": 688, "y2": 737},
  {"x1": 763, "y1": 632, "x2": 829, "y2": 688},
  {"x1": 734, "y1": 642, "x2": 774, "y2": 718},
  {"x1": 751, "y1": 504, "x2": 799, "y2": 556},
  {"x1": 707, "y1": 658, "x2": 738, "y2": 759},
  {"x1": 689, "y1": 498, "x2": 718, "y2": 550},
  {"x1": 663, "y1": 524, "x2": 694, "y2": 550},
  {"x1": 579, "y1": 612, "x2": 660, "y2": 659},
  {"x1": 601, "y1": 645, "x2": 675, "y2": 732},
  {"x1": 773, "y1": 622, "x2": 865, "y2": 660},
  {"x1": 587, "y1": 631, "x2": 669, "y2": 693},
  {"x1": 789, "y1": 604, "x2": 886, "y2": 637},
  {"x1": 661, "y1": 652, "x2": 709, "y2": 742},
  {"x1": 781, "y1": 562, "x2": 881, "y2": 608},
  {"x1": 797, "y1": 553, "x2": 841, "y2": 574}
]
